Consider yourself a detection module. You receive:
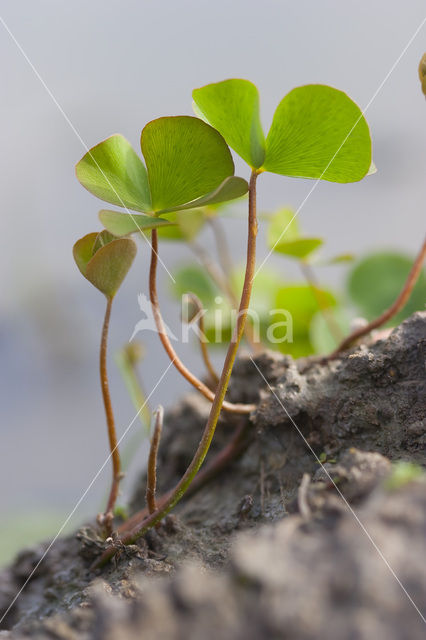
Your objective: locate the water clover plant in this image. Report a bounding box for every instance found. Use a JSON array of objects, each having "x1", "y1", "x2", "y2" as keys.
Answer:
[
  {"x1": 73, "y1": 230, "x2": 137, "y2": 532},
  {"x1": 75, "y1": 79, "x2": 374, "y2": 565},
  {"x1": 77, "y1": 119, "x2": 253, "y2": 415}
]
